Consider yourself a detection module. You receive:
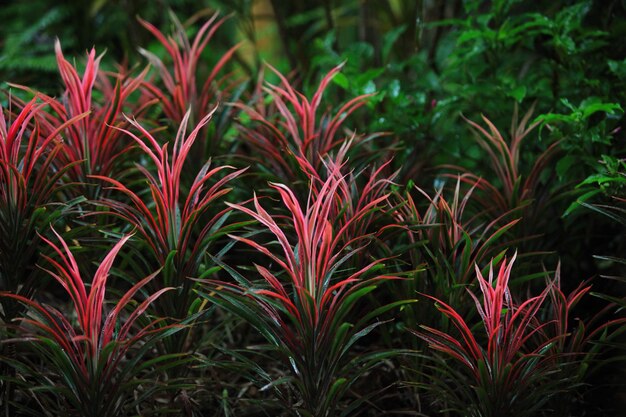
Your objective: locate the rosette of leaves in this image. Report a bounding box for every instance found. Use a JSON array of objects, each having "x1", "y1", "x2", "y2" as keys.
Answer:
[
  {"x1": 0, "y1": 229, "x2": 187, "y2": 417},
  {"x1": 232, "y1": 64, "x2": 382, "y2": 188},
  {"x1": 200, "y1": 165, "x2": 410, "y2": 416},
  {"x1": 0, "y1": 96, "x2": 86, "y2": 321},
  {"x1": 91, "y1": 107, "x2": 246, "y2": 358},
  {"x1": 414, "y1": 255, "x2": 565, "y2": 417},
  {"x1": 13, "y1": 40, "x2": 152, "y2": 200},
  {"x1": 138, "y1": 11, "x2": 242, "y2": 163}
]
